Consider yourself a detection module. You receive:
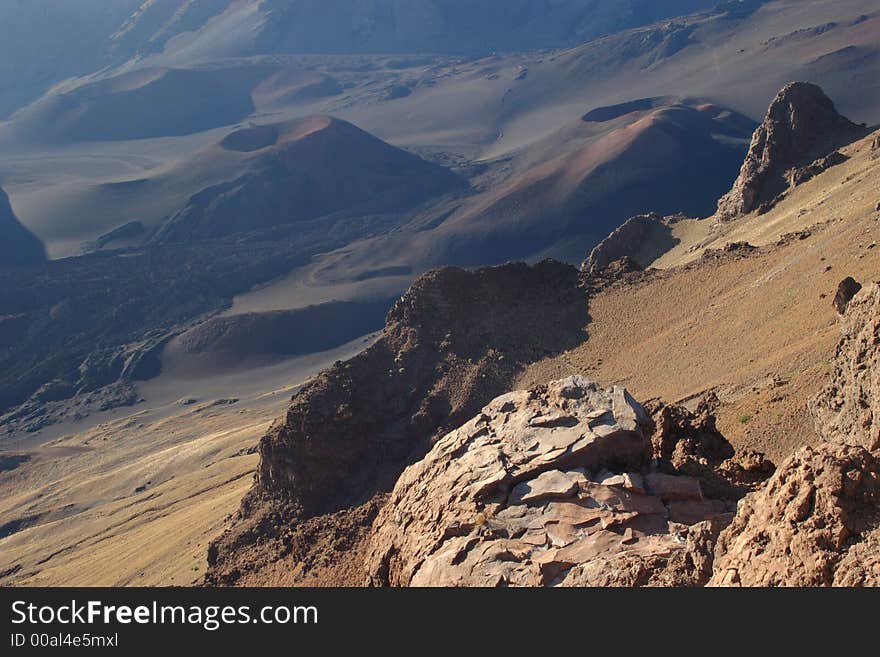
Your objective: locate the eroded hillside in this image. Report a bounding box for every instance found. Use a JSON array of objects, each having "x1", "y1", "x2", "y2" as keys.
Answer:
[
  {"x1": 521, "y1": 124, "x2": 880, "y2": 463},
  {"x1": 203, "y1": 85, "x2": 880, "y2": 586}
]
